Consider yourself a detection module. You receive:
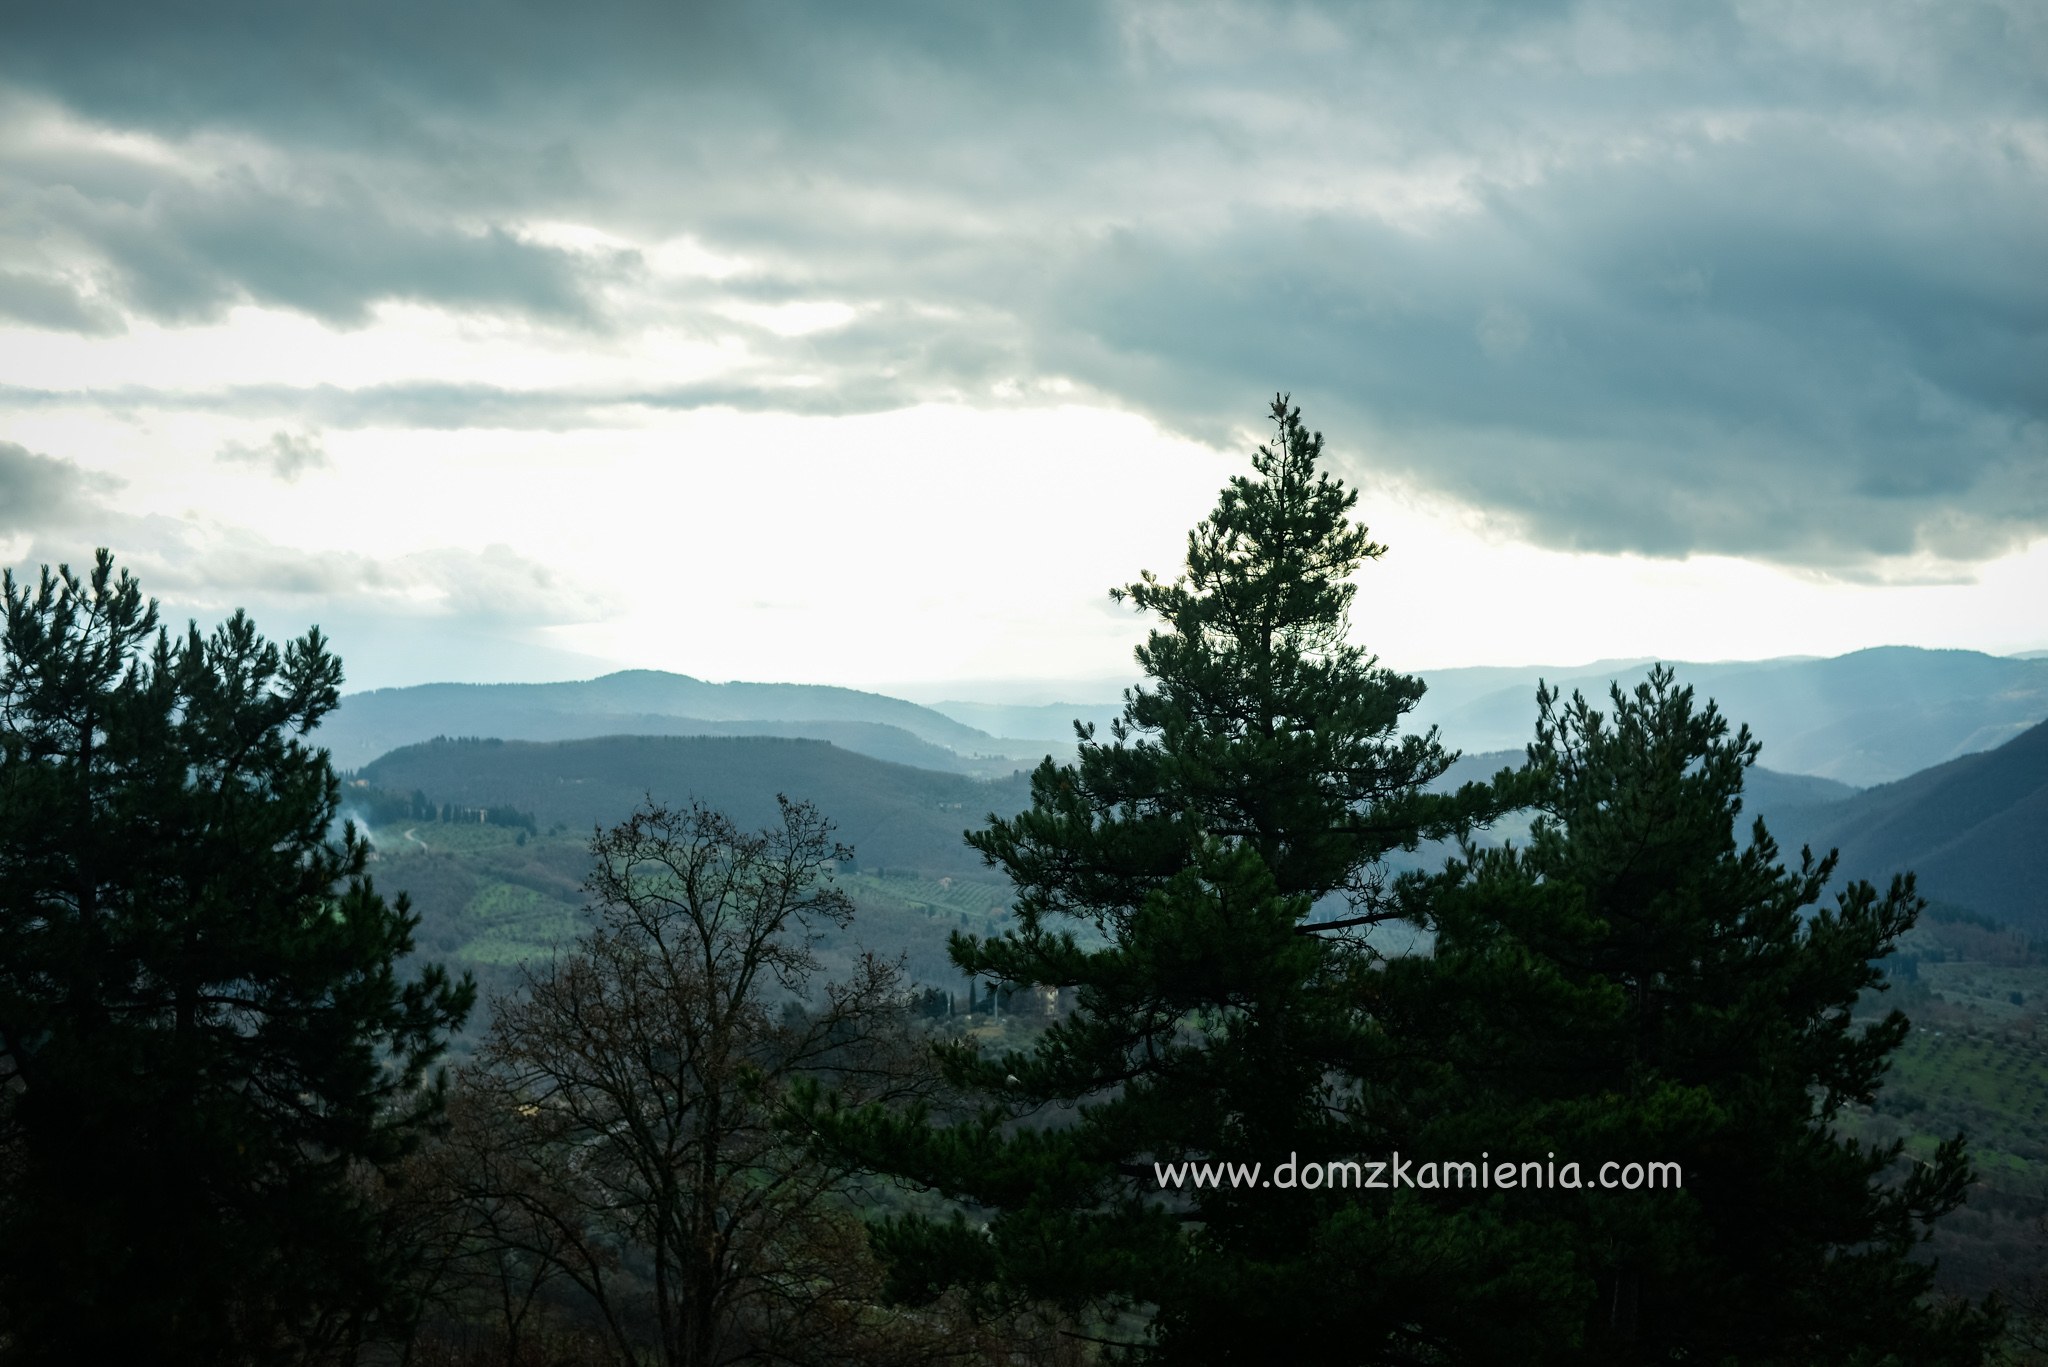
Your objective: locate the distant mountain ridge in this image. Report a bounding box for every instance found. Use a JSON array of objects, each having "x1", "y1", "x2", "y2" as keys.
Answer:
[
  {"x1": 323, "y1": 648, "x2": 2048, "y2": 793},
  {"x1": 1407, "y1": 647, "x2": 2048, "y2": 787},
  {"x1": 355, "y1": 718, "x2": 2039, "y2": 938},
  {"x1": 1770, "y1": 718, "x2": 2048, "y2": 935},
  {"x1": 320, "y1": 670, "x2": 1047, "y2": 772},
  {"x1": 929, "y1": 649, "x2": 2048, "y2": 788},
  {"x1": 926, "y1": 700, "x2": 1128, "y2": 743}
]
